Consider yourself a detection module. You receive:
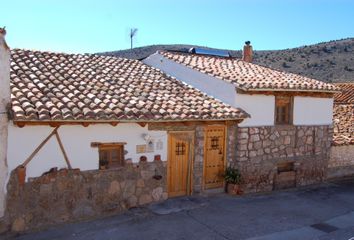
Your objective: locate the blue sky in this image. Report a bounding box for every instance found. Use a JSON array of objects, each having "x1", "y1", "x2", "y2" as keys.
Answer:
[{"x1": 1, "y1": 0, "x2": 354, "y2": 53}]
